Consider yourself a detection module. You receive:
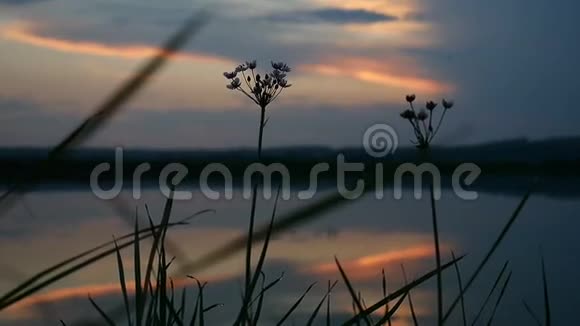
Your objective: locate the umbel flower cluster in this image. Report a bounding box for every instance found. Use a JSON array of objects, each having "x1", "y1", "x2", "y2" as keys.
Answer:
[
  {"x1": 400, "y1": 94, "x2": 455, "y2": 149},
  {"x1": 223, "y1": 60, "x2": 292, "y2": 109}
]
